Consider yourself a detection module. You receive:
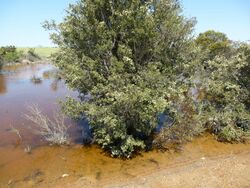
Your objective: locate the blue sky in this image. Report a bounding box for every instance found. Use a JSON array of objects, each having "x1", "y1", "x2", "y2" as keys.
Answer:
[
  {"x1": 182, "y1": 0, "x2": 250, "y2": 42},
  {"x1": 0, "y1": 0, "x2": 249, "y2": 47}
]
